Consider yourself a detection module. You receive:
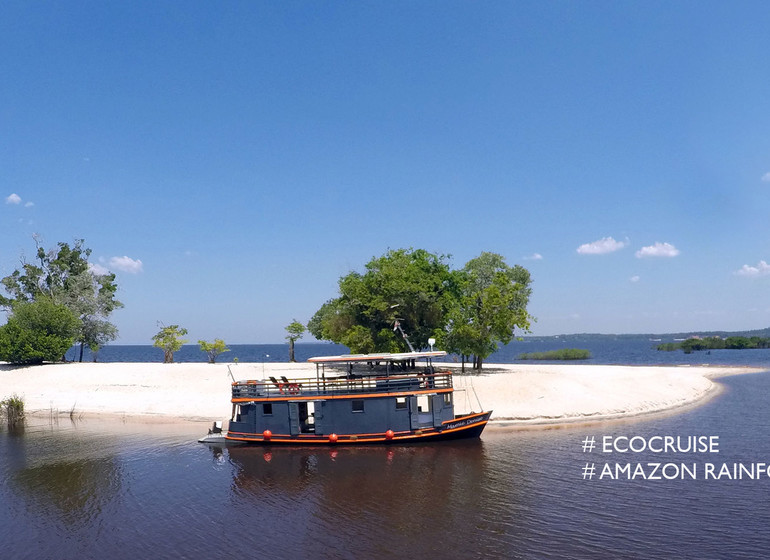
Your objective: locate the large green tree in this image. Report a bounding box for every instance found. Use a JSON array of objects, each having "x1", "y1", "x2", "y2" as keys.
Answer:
[
  {"x1": 0, "y1": 299, "x2": 81, "y2": 365},
  {"x1": 308, "y1": 248, "x2": 456, "y2": 353},
  {"x1": 0, "y1": 238, "x2": 123, "y2": 360},
  {"x1": 441, "y1": 252, "x2": 533, "y2": 370}
]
